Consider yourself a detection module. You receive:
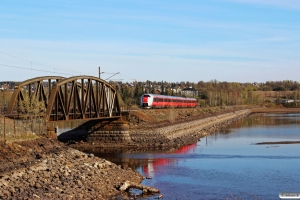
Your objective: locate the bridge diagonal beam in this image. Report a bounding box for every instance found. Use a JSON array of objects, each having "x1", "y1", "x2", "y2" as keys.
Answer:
[
  {"x1": 90, "y1": 82, "x2": 97, "y2": 118},
  {"x1": 57, "y1": 86, "x2": 67, "y2": 119},
  {"x1": 67, "y1": 81, "x2": 75, "y2": 118},
  {"x1": 83, "y1": 79, "x2": 90, "y2": 118}
]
